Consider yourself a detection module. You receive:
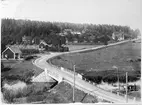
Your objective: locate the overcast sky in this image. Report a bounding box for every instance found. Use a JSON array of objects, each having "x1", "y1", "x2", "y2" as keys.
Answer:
[{"x1": 1, "y1": 0, "x2": 142, "y2": 32}]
